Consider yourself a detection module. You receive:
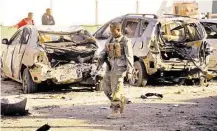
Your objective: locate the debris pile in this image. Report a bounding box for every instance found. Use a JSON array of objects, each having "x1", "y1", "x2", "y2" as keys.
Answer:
[
  {"x1": 141, "y1": 93, "x2": 163, "y2": 99},
  {"x1": 1, "y1": 96, "x2": 28, "y2": 116}
]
